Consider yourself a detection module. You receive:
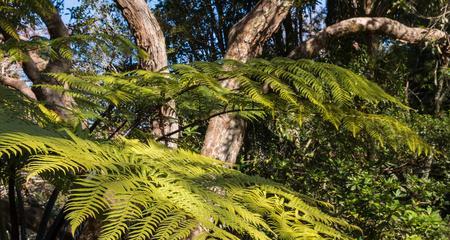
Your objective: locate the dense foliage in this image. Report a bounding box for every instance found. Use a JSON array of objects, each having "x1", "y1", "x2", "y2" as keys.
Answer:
[{"x1": 0, "y1": 0, "x2": 448, "y2": 239}]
